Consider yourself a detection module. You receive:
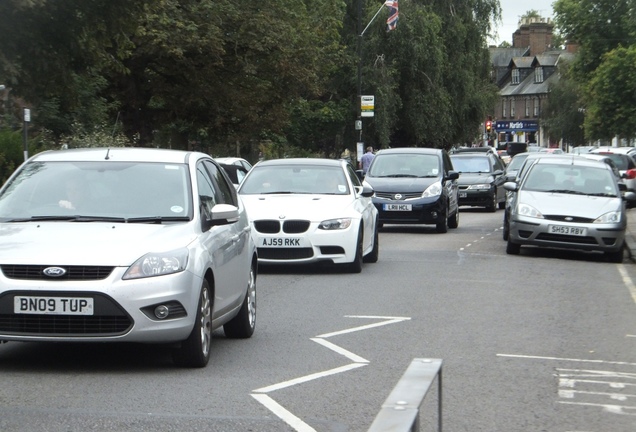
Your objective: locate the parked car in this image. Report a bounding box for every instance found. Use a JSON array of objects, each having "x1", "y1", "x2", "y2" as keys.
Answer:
[
  {"x1": 588, "y1": 149, "x2": 636, "y2": 193},
  {"x1": 590, "y1": 146, "x2": 636, "y2": 159},
  {"x1": 0, "y1": 147, "x2": 257, "y2": 367},
  {"x1": 237, "y1": 158, "x2": 378, "y2": 273},
  {"x1": 569, "y1": 145, "x2": 598, "y2": 155},
  {"x1": 214, "y1": 157, "x2": 253, "y2": 172},
  {"x1": 504, "y1": 156, "x2": 636, "y2": 262},
  {"x1": 503, "y1": 152, "x2": 531, "y2": 181},
  {"x1": 219, "y1": 162, "x2": 249, "y2": 189},
  {"x1": 363, "y1": 147, "x2": 460, "y2": 233},
  {"x1": 450, "y1": 152, "x2": 507, "y2": 211}
]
